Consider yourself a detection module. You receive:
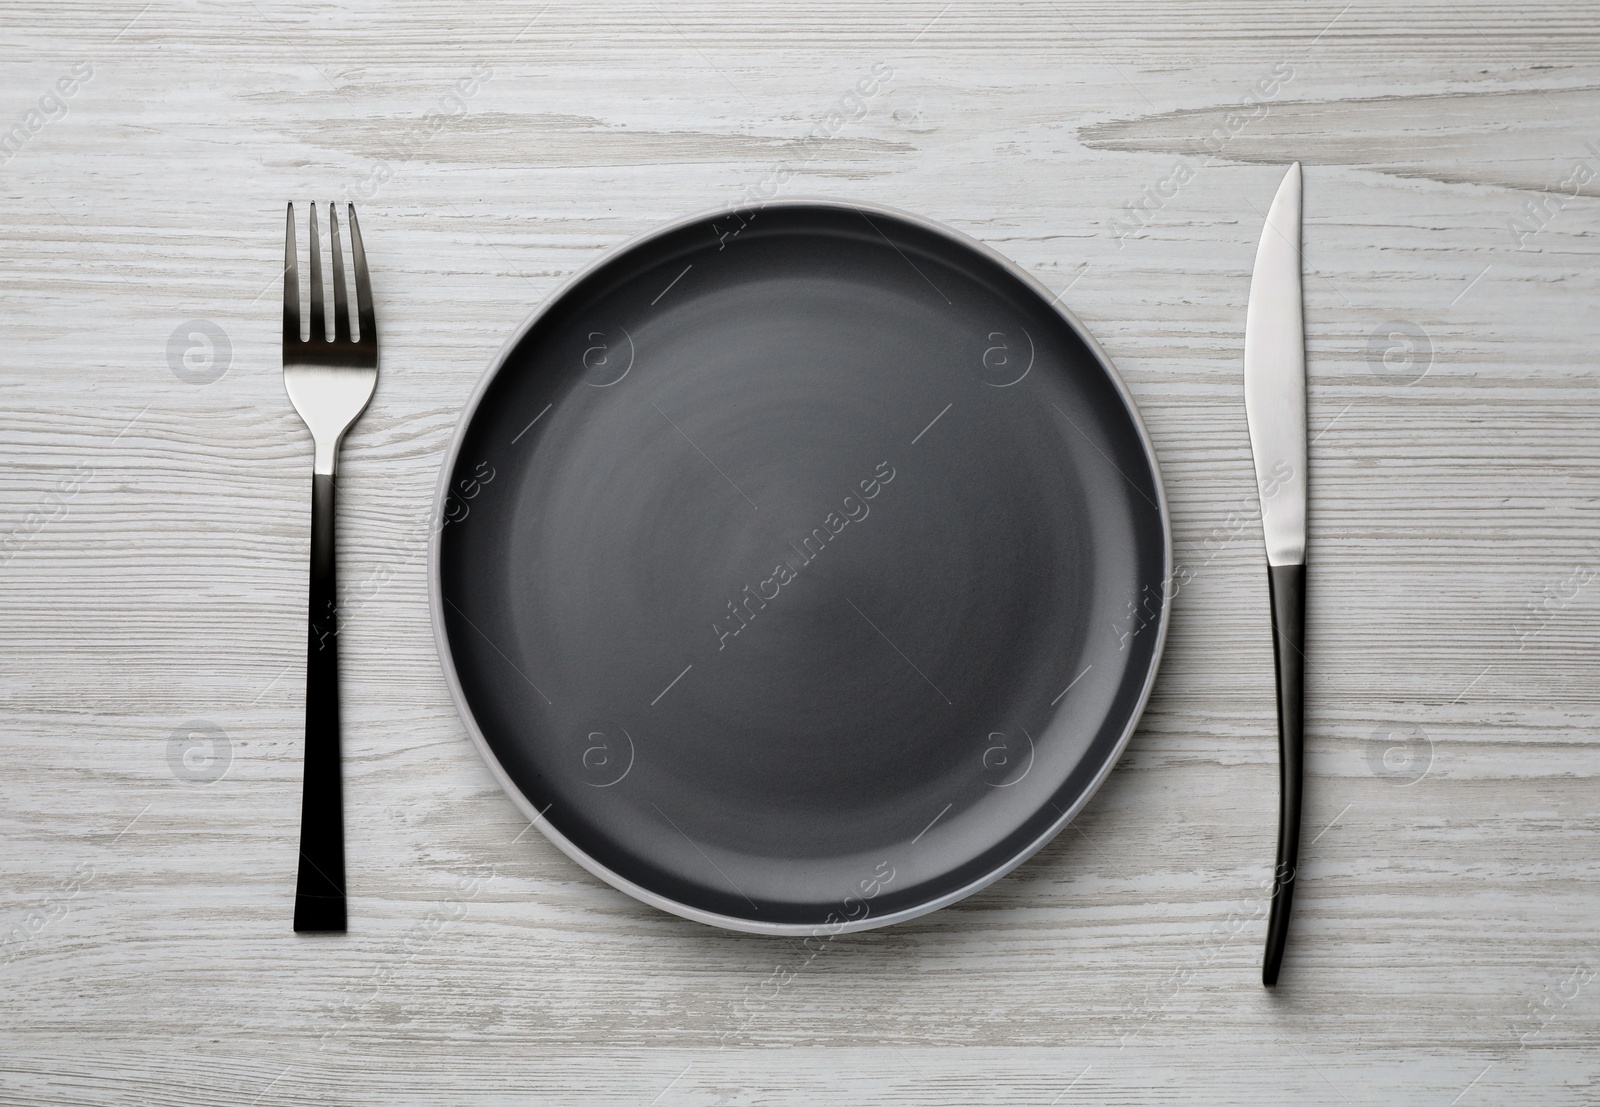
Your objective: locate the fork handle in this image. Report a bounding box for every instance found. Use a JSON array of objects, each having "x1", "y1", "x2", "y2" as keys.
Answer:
[
  {"x1": 294, "y1": 472, "x2": 347, "y2": 932},
  {"x1": 1262, "y1": 561, "x2": 1305, "y2": 986}
]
